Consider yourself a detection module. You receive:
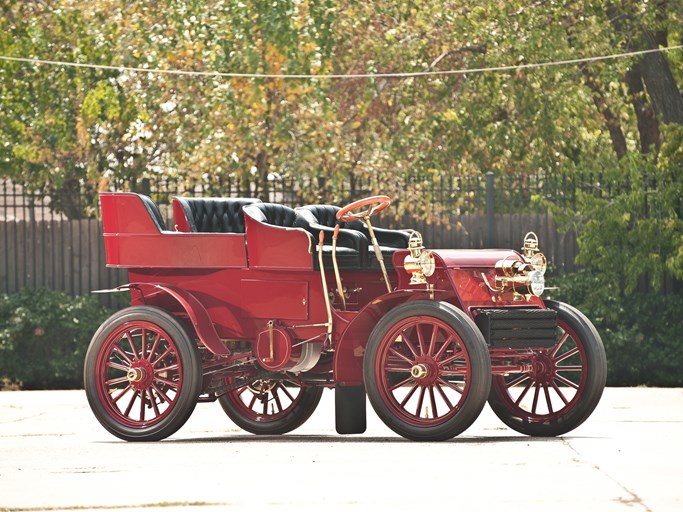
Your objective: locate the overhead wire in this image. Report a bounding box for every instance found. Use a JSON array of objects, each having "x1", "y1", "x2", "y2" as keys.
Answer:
[{"x1": 0, "y1": 45, "x2": 682, "y2": 80}]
